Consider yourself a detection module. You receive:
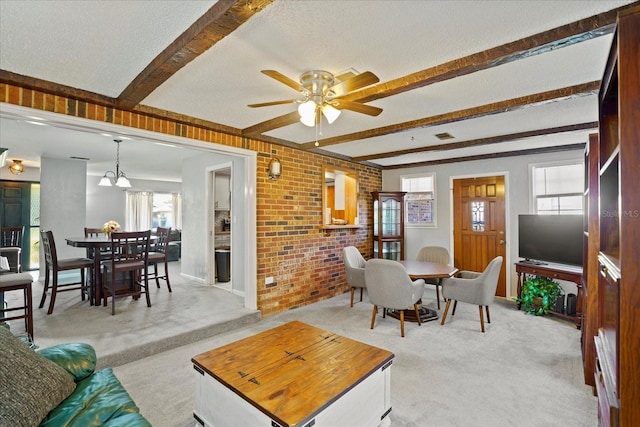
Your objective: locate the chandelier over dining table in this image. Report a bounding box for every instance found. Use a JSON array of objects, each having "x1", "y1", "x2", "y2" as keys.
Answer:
[{"x1": 98, "y1": 139, "x2": 131, "y2": 188}]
